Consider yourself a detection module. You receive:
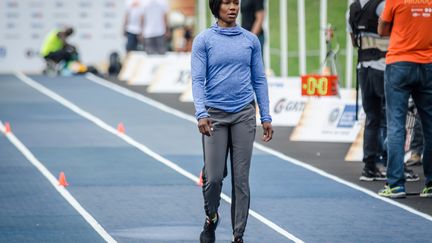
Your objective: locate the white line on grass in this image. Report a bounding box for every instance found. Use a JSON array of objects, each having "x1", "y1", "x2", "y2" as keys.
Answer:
[
  {"x1": 15, "y1": 73, "x2": 304, "y2": 242},
  {"x1": 0, "y1": 121, "x2": 117, "y2": 243},
  {"x1": 86, "y1": 73, "x2": 432, "y2": 222}
]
